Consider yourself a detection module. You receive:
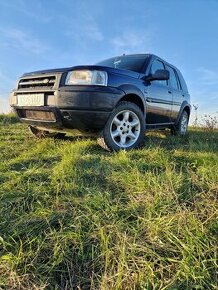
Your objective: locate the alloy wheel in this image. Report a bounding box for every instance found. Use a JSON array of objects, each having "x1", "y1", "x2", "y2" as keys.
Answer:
[
  {"x1": 180, "y1": 112, "x2": 188, "y2": 135},
  {"x1": 109, "y1": 110, "x2": 141, "y2": 148}
]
